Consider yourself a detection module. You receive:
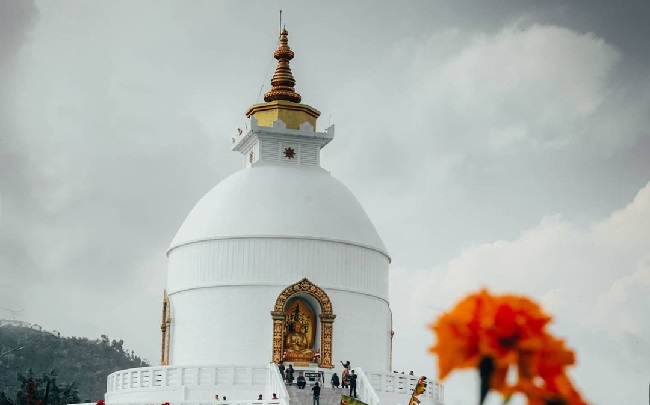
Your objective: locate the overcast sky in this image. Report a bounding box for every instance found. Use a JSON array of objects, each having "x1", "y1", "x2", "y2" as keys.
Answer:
[{"x1": 1, "y1": 1, "x2": 649, "y2": 404}]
